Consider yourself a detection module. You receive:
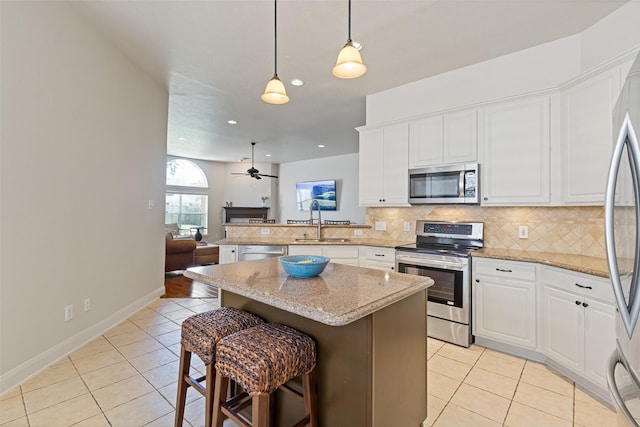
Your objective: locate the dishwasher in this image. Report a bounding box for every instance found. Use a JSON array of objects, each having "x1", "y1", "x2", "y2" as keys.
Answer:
[{"x1": 237, "y1": 245, "x2": 287, "y2": 261}]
